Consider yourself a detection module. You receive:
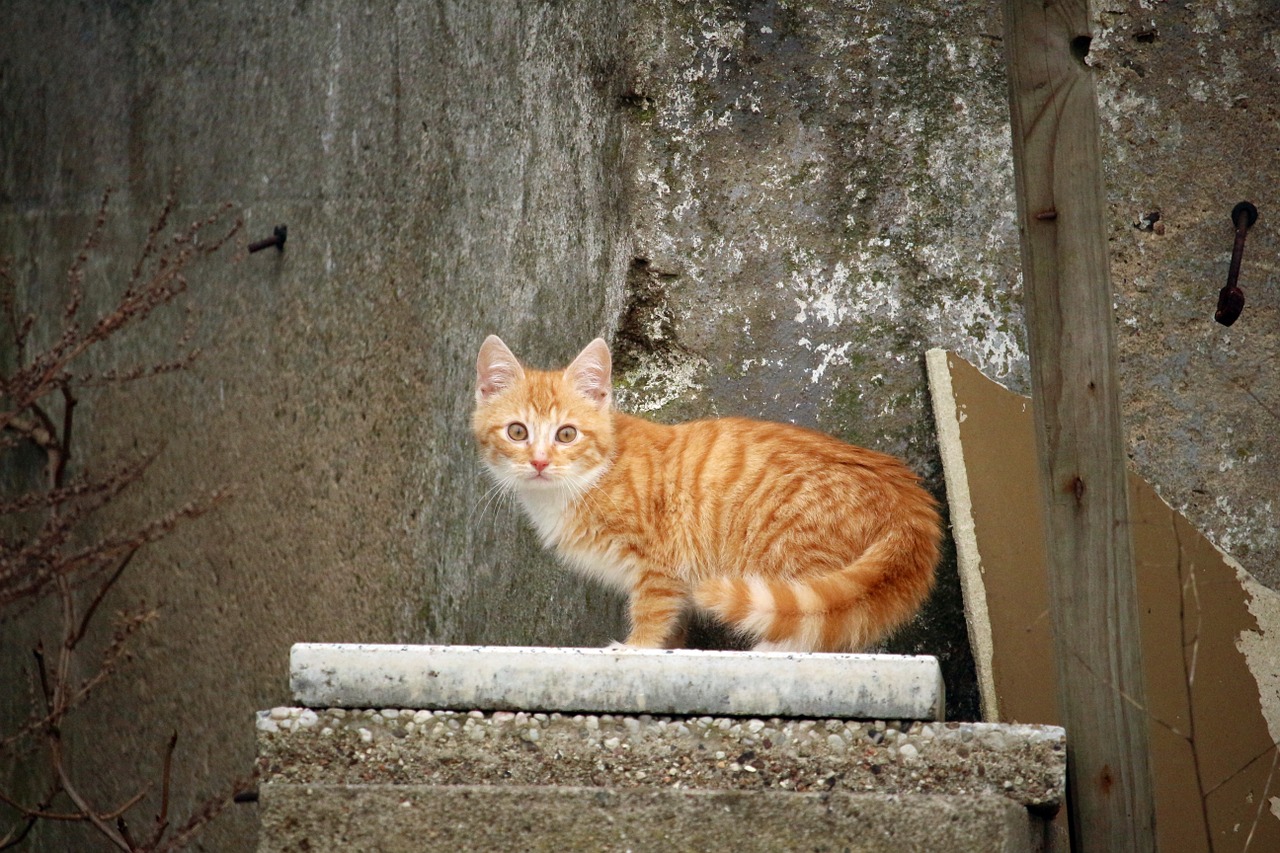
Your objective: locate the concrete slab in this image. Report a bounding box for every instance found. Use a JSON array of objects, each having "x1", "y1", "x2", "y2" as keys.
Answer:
[
  {"x1": 259, "y1": 784, "x2": 1043, "y2": 853},
  {"x1": 290, "y1": 643, "x2": 946, "y2": 720},
  {"x1": 256, "y1": 707, "x2": 1066, "y2": 811}
]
